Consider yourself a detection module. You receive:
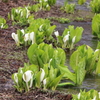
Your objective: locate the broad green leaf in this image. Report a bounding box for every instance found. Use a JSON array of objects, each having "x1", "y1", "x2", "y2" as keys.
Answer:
[
  {"x1": 70, "y1": 50, "x2": 80, "y2": 71},
  {"x1": 27, "y1": 43, "x2": 38, "y2": 63},
  {"x1": 58, "y1": 82, "x2": 75, "y2": 87},
  {"x1": 76, "y1": 57, "x2": 86, "y2": 85},
  {"x1": 70, "y1": 45, "x2": 86, "y2": 71},
  {"x1": 96, "y1": 58, "x2": 100, "y2": 75},
  {"x1": 49, "y1": 66, "x2": 57, "y2": 81},
  {"x1": 74, "y1": 27, "x2": 83, "y2": 43},
  {"x1": 35, "y1": 71, "x2": 41, "y2": 88},
  {"x1": 58, "y1": 65, "x2": 76, "y2": 83},
  {"x1": 47, "y1": 74, "x2": 63, "y2": 90}
]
